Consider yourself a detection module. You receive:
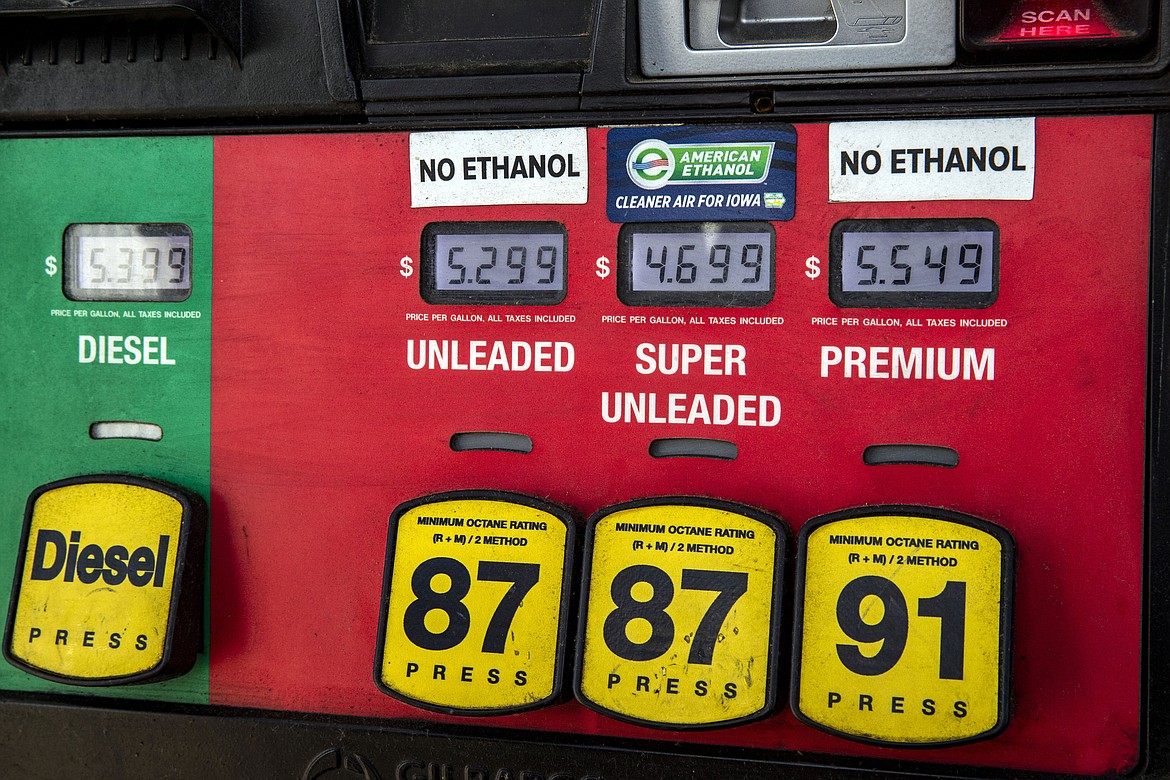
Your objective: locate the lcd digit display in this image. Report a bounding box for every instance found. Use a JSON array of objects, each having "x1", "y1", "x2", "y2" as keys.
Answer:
[
  {"x1": 422, "y1": 222, "x2": 567, "y2": 305},
  {"x1": 64, "y1": 224, "x2": 193, "y2": 302},
  {"x1": 618, "y1": 222, "x2": 775, "y2": 307},
  {"x1": 829, "y1": 219, "x2": 999, "y2": 308}
]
